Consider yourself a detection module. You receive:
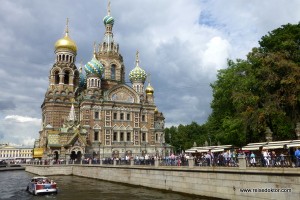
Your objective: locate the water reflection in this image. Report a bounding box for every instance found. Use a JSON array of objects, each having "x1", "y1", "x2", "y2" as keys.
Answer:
[{"x1": 0, "y1": 171, "x2": 219, "y2": 200}]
